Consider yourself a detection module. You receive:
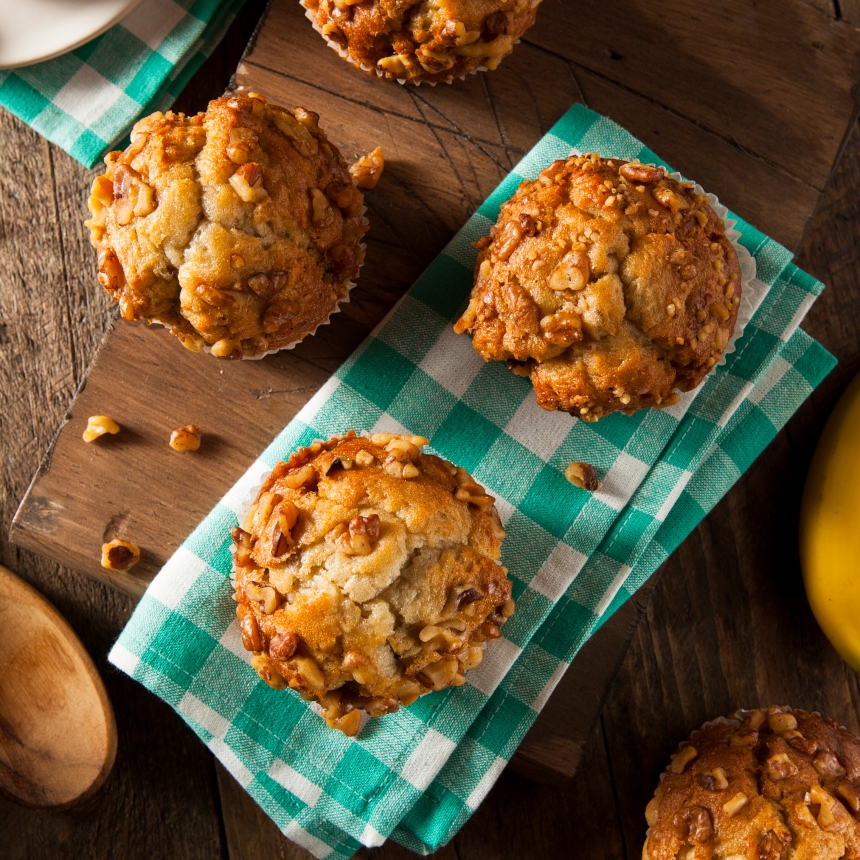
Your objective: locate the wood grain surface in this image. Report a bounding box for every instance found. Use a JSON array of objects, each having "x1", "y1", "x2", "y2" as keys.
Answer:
[{"x1": 2, "y1": 0, "x2": 860, "y2": 857}]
